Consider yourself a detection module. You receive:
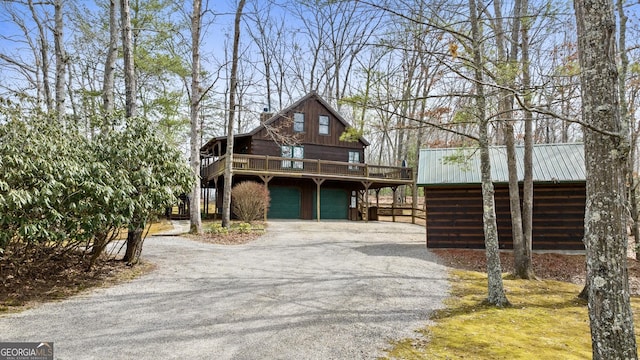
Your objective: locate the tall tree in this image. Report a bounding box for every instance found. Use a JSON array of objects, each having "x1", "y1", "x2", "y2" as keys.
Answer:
[
  {"x1": 491, "y1": 0, "x2": 534, "y2": 279},
  {"x1": 519, "y1": 0, "x2": 534, "y2": 279},
  {"x1": 470, "y1": 0, "x2": 509, "y2": 307},
  {"x1": 573, "y1": 0, "x2": 637, "y2": 357},
  {"x1": 189, "y1": 0, "x2": 203, "y2": 234},
  {"x1": 102, "y1": 0, "x2": 119, "y2": 117},
  {"x1": 120, "y1": 0, "x2": 141, "y2": 263},
  {"x1": 120, "y1": 0, "x2": 136, "y2": 119},
  {"x1": 222, "y1": 0, "x2": 246, "y2": 228},
  {"x1": 53, "y1": 0, "x2": 66, "y2": 122}
]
